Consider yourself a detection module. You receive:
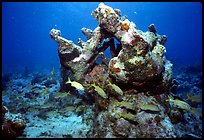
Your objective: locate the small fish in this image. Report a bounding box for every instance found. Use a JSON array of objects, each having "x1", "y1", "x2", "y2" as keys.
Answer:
[
  {"x1": 116, "y1": 100, "x2": 134, "y2": 110},
  {"x1": 107, "y1": 80, "x2": 123, "y2": 95},
  {"x1": 54, "y1": 92, "x2": 69, "y2": 99},
  {"x1": 166, "y1": 95, "x2": 191, "y2": 111},
  {"x1": 186, "y1": 94, "x2": 202, "y2": 103},
  {"x1": 118, "y1": 112, "x2": 136, "y2": 122},
  {"x1": 134, "y1": 11, "x2": 137, "y2": 14},
  {"x1": 41, "y1": 104, "x2": 53, "y2": 109},
  {"x1": 51, "y1": 67, "x2": 55, "y2": 75},
  {"x1": 46, "y1": 111, "x2": 58, "y2": 116},
  {"x1": 140, "y1": 103, "x2": 161, "y2": 112},
  {"x1": 91, "y1": 83, "x2": 108, "y2": 99},
  {"x1": 28, "y1": 107, "x2": 39, "y2": 113},
  {"x1": 41, "y1": 88, "x2": 49, "y2": 96},
  {"x1": 66, "y1": 77, "x2": 84, "y2": 91},
  {"x1": 58, "y1": 106, "x2": 75, "y2": 113}
]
